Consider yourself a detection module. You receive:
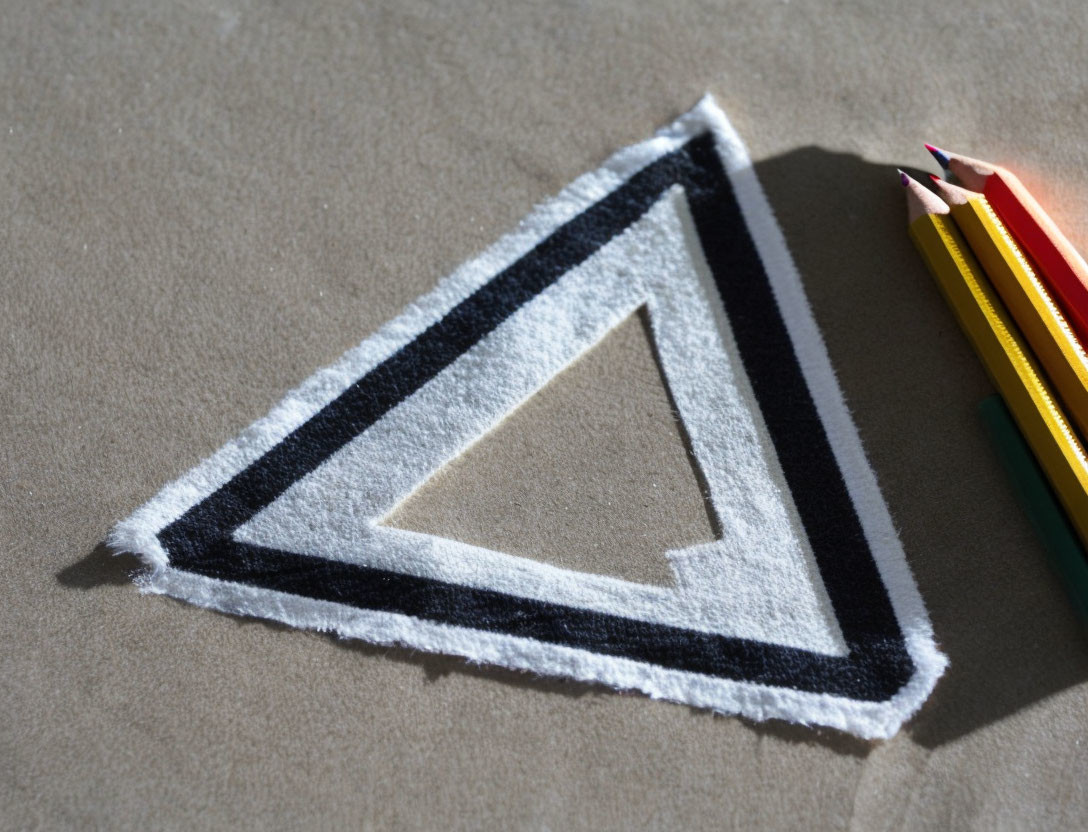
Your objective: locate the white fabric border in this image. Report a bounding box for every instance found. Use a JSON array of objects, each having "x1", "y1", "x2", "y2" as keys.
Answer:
[{"x1": 111, "y1": 95, "x2": 946, "y2": 739}]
